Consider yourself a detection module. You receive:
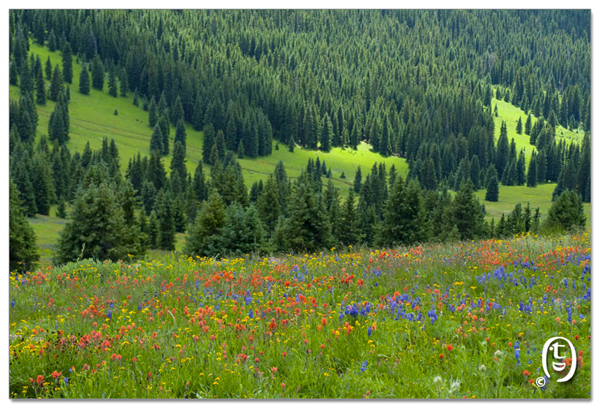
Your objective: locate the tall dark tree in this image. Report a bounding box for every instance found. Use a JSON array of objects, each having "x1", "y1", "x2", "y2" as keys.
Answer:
[
  {"x1": 10, "y1": 180, "x2": 39, "y2": 272},
  {"x1": 91, "y1": 54, "x2": 104, "y2": 91},
  {"x1": 61, "y1": 42, "x2": 73, "y2": 84},
  {"x1": 79, "y1": 65, "x2": 90, "y2": 95}
]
